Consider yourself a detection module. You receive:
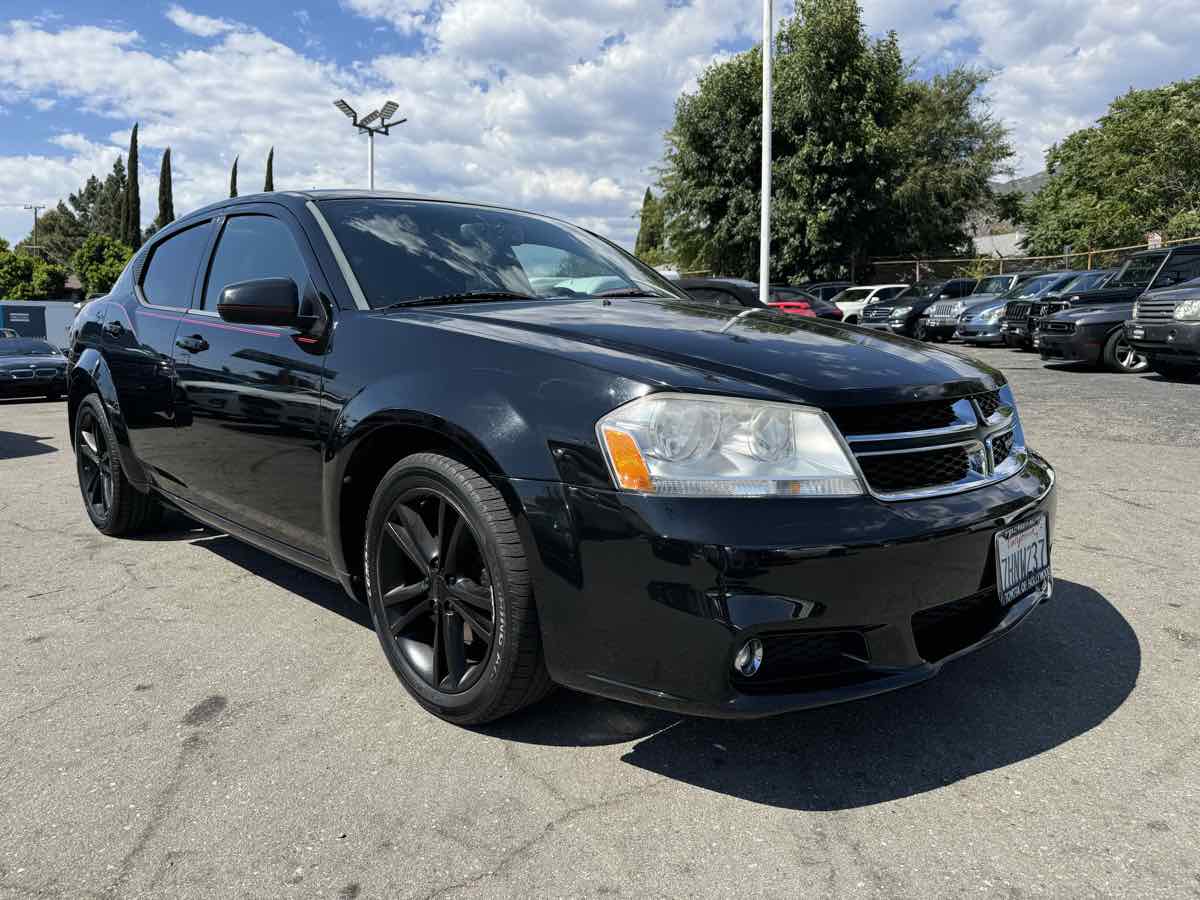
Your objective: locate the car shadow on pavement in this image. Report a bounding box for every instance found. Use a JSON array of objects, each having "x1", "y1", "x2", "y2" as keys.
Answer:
[
  {"x1": 0, "y1": 429, "x2": 59, "y2": 460},
  {"x1": 488, "y1": 579, "x2": 1140, "y2": 810}
]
